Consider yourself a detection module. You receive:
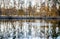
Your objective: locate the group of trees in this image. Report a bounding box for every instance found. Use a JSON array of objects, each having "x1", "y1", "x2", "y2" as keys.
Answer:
[{"x1": 0, "y1": 0, "x2": 60, "y2": 16}]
